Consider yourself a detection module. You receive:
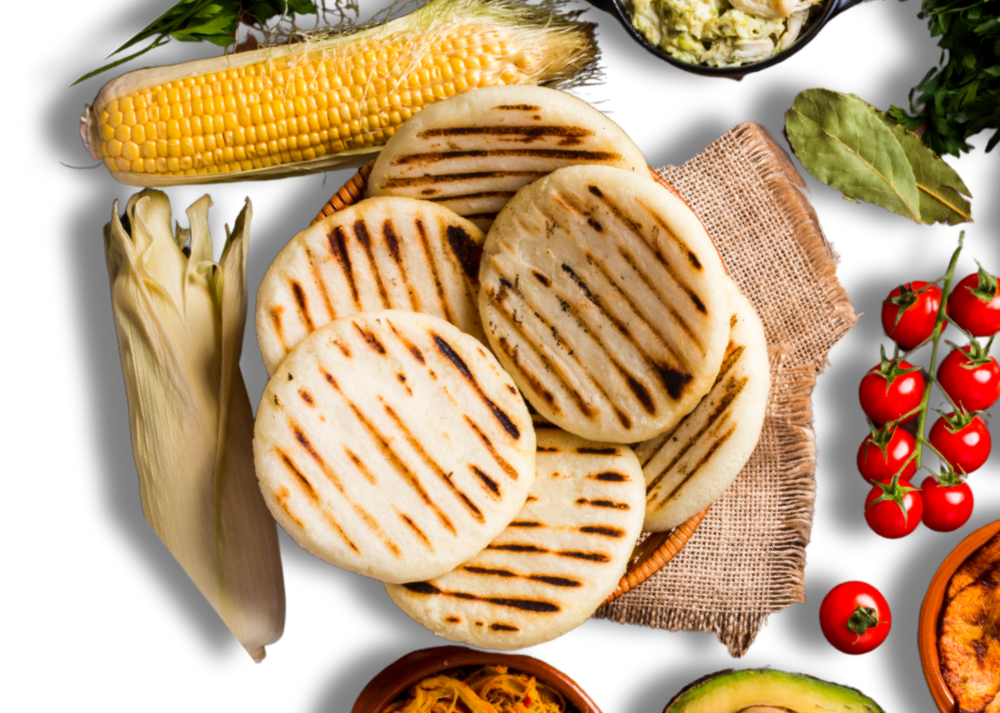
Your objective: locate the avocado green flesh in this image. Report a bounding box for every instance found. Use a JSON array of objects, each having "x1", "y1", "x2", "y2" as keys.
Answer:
[{"x1": 667, "y1": 670, "x2": 885, "y2": 713}]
